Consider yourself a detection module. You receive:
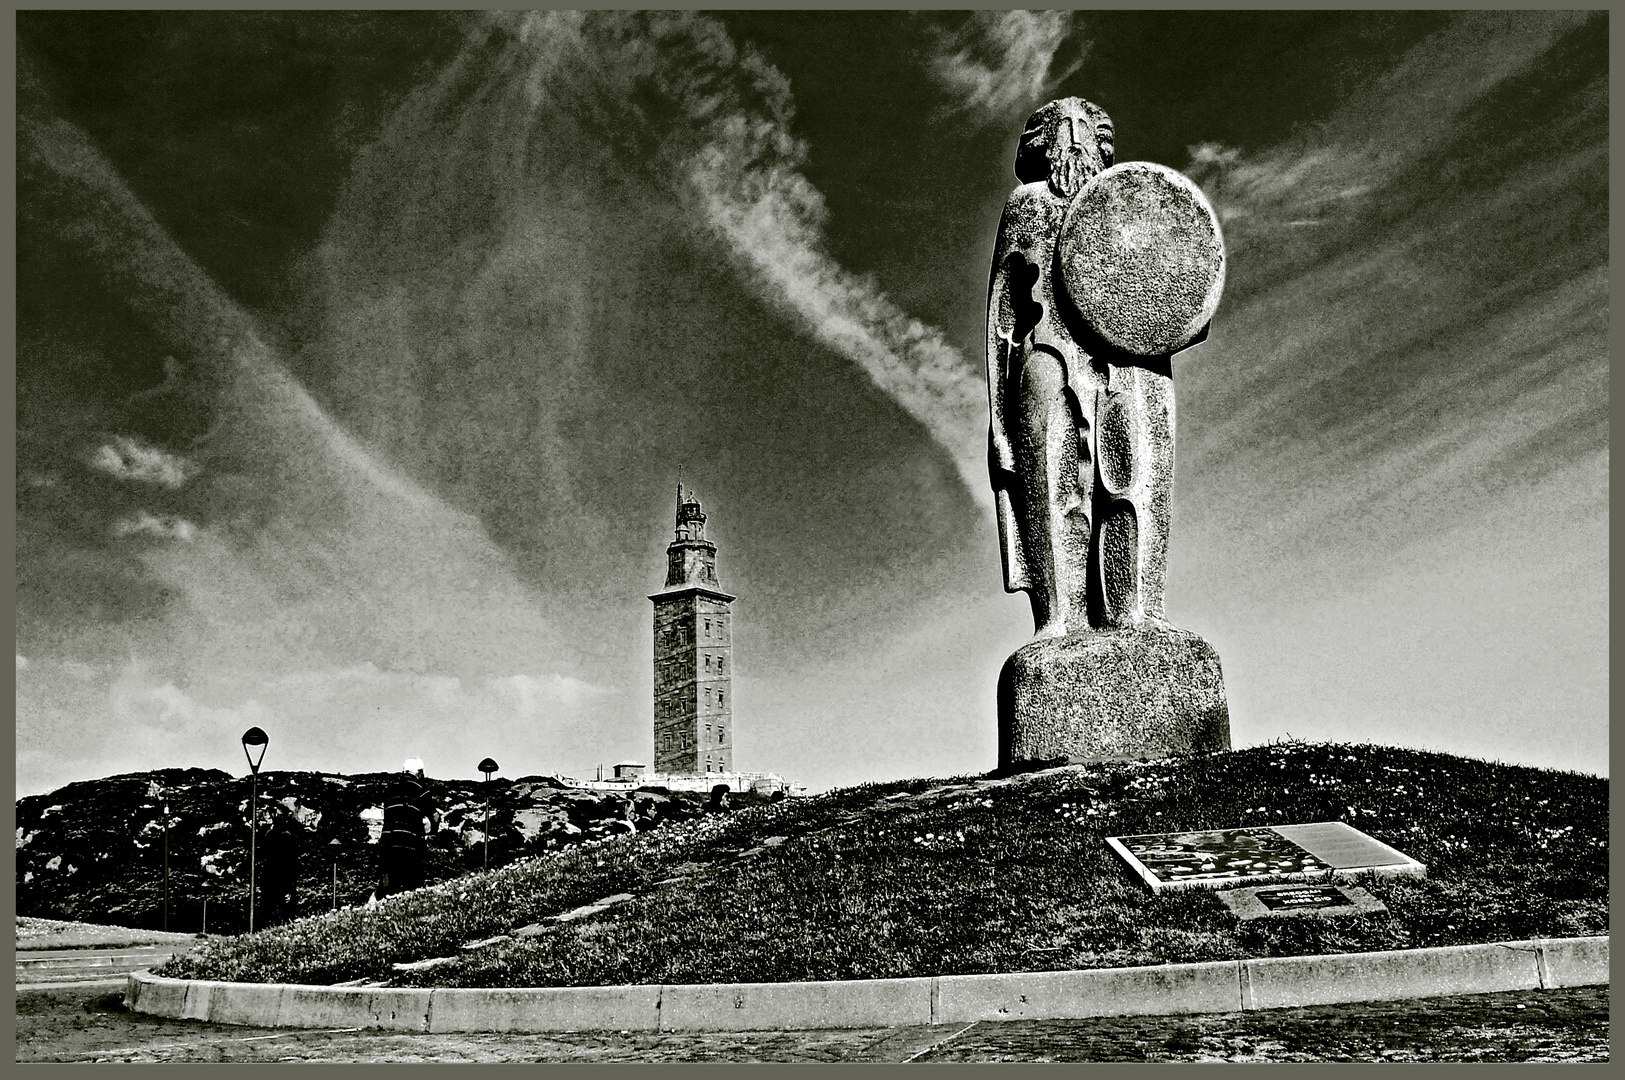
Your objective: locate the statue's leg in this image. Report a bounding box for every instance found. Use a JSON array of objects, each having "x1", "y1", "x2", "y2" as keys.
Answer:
[
  {"x1": 1137, "y1": 366, "x2": 1175, "y2": 622},
  {"x1": 1014, "y1": 349, "x2": 1088, "y2": 637},
  {"x1": 1089, "y1": 362, "x2": 1175, "y2": 627},
  {"x1": 1091, "y1": 365, "x2": 1143, "y2": 628}
]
